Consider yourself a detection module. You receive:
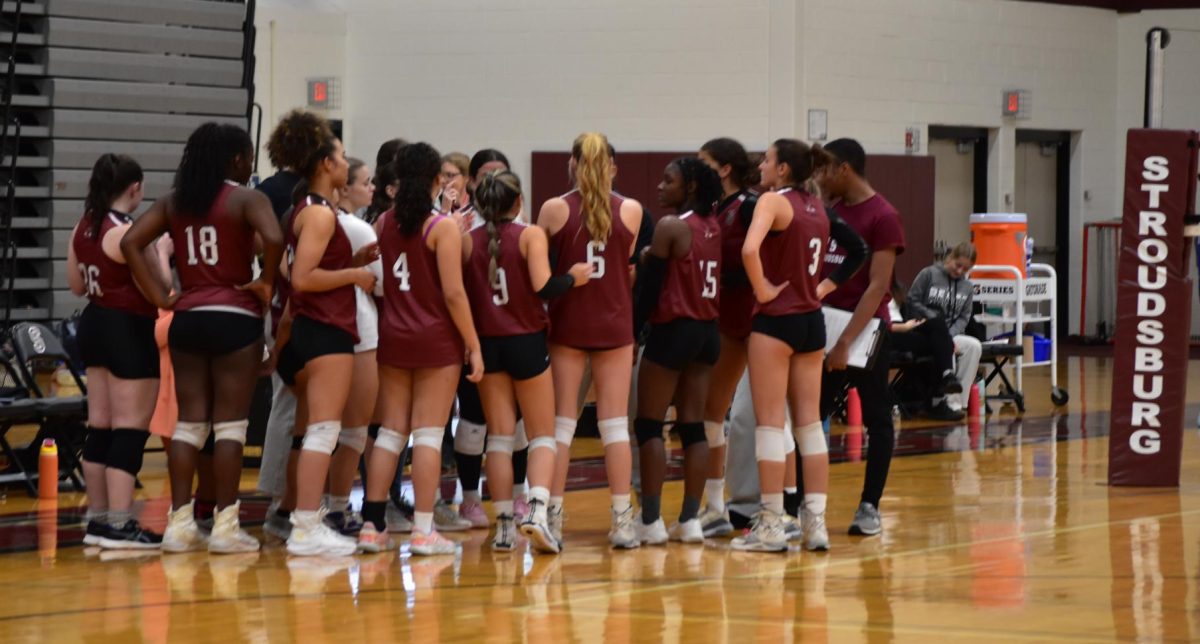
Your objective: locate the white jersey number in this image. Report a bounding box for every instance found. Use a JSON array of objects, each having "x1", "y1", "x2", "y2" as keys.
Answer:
[
  {"x1": 700, "y1": 260, "x2": 718, "y2": 299},
  {"x1": 586, "y1": 241, "x2": 606, "y2": 279},
  {"x1": 184, "y1": 225, "x2": 219, "y2": 266},
  {"x1": 492, "y1": 267, "x2": 510, "y2": 306},
  {"x1": 808, "y1": 238, "x2": 822, "y2": 276},
  {"x1": 80, "y1": 264, "x2": 102, "y2": 297},
  {"x1": 392, "y1": 253, "x2": 412, "y2": 292}
]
